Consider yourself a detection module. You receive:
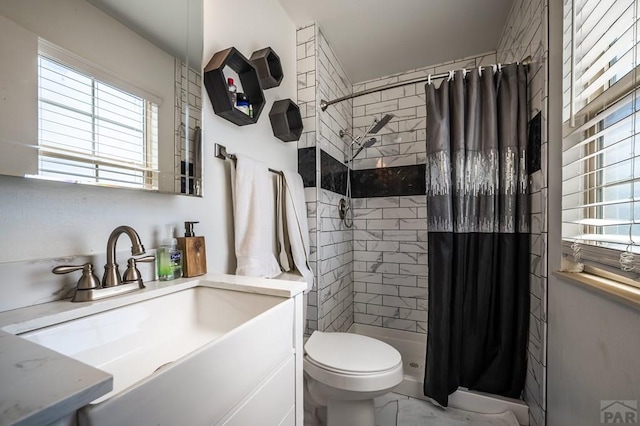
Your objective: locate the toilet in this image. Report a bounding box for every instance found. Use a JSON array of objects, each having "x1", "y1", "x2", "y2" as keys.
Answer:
[{"x1": 303, "y1": 331, "x2": 404, "y2": 426}]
